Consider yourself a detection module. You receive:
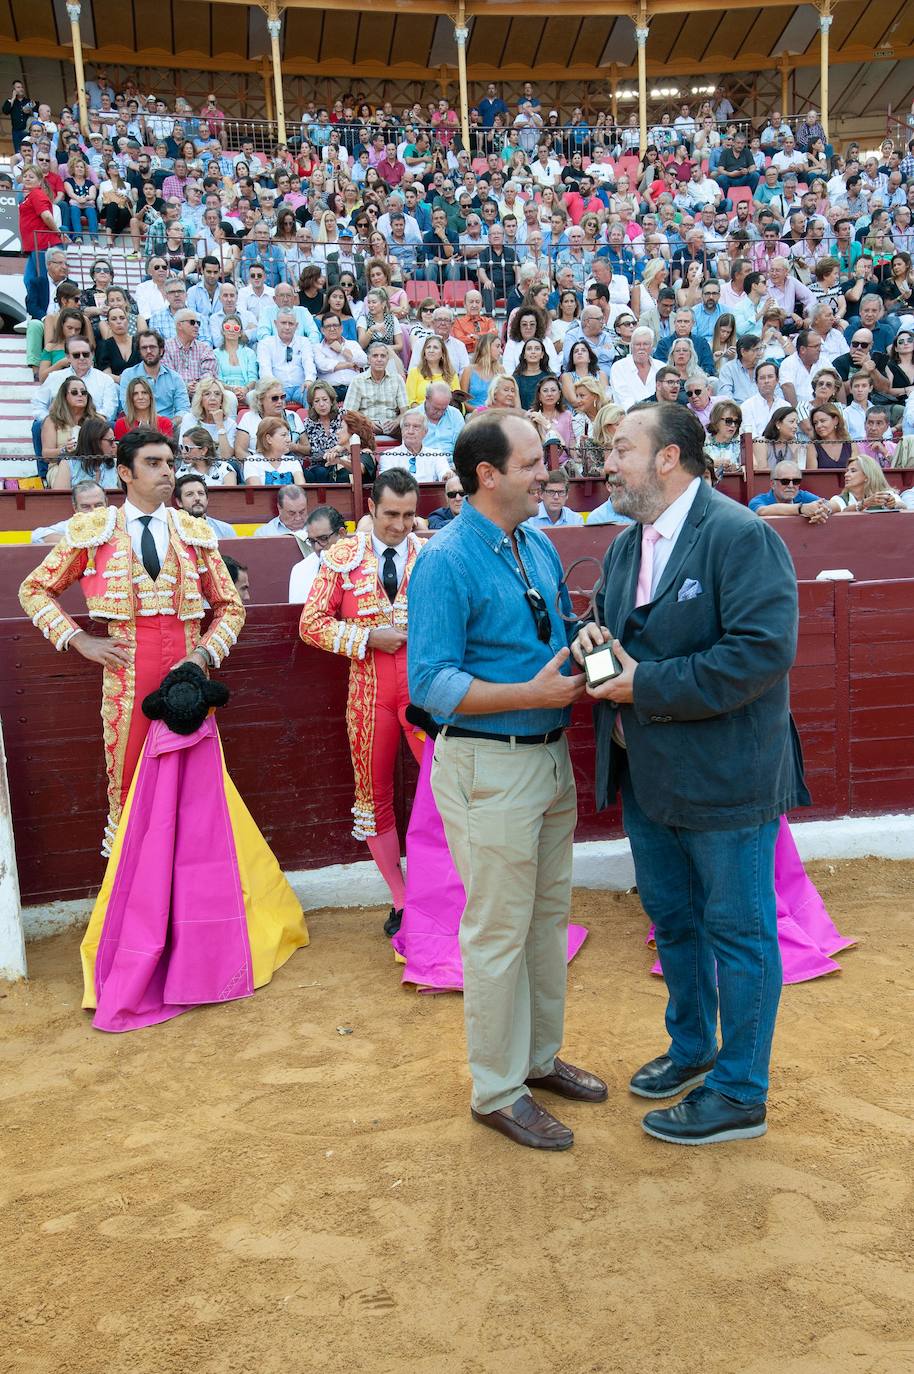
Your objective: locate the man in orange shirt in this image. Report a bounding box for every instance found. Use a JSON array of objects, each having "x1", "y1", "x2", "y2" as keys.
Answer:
[{"x1": 450, "y1": 289, "x2": 497, "y2": 352}]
